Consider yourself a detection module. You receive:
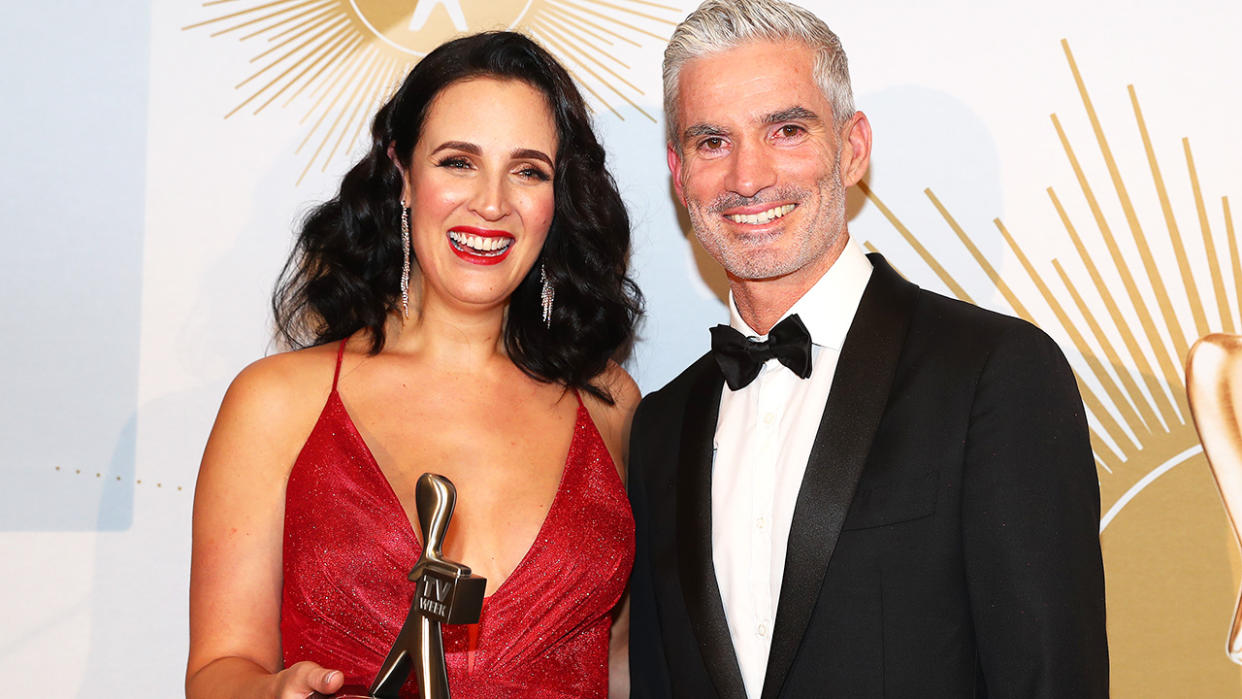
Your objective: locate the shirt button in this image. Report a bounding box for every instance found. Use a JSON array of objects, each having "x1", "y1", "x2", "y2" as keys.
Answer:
[
  {"x1": 755, "y1": 517, "x2": 767, "y2": 529},
  {"x1": 763, "y1": 412, "x2": 775, "y2": 425},
  {"x1": 758, "y1": 622, "x2": 769, "y2": 637}
]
